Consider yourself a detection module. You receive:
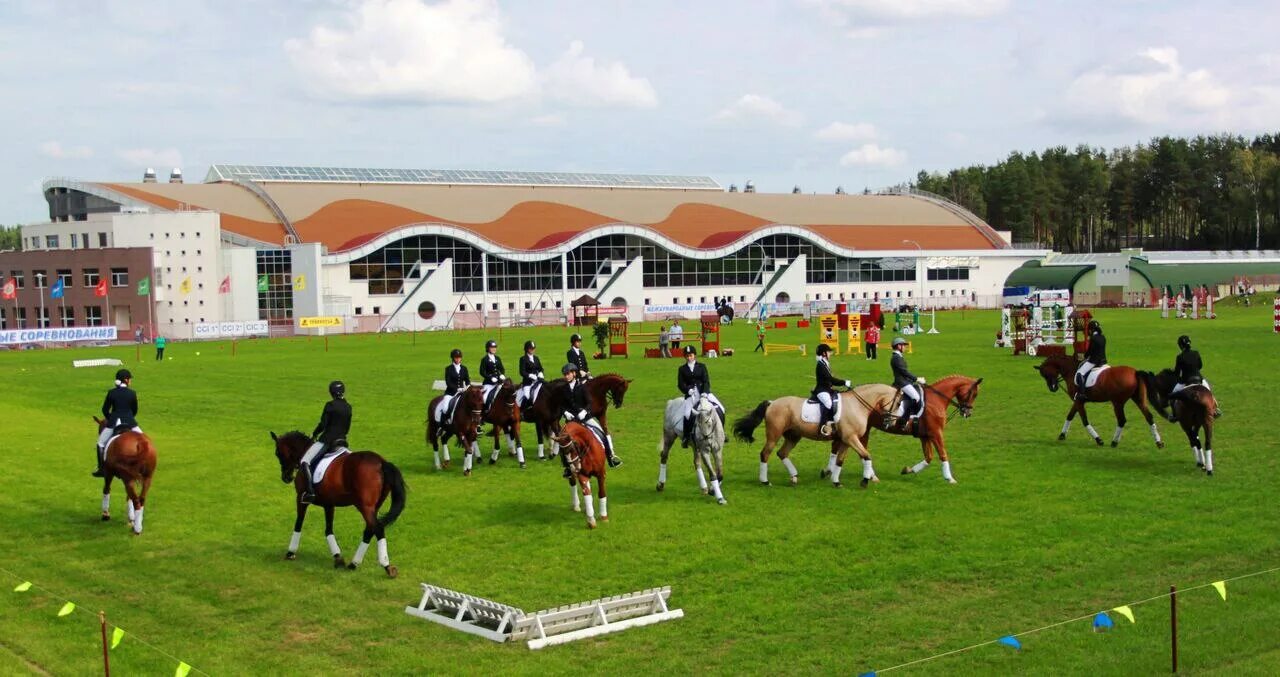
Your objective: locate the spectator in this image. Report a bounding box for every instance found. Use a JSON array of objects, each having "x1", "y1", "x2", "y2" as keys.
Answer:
[
  {"x1": 134, "y1": 325, "x2": 143, "y2": 344},
  {"x1": 155, "y1": 334, "x2": 167, "y2": 361},
  {"x1": 669, "y1": 320, "x2": 683, "y2": 350},
  {"x1": 865, "y1": 323, "x2": 880, "y2": 360},
  {"x1": 755, "y1": 322, "x2": 766, "y2": 352},
  {"x1": 659, "y1": 325, "x2": 671, "y2": 358}
]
